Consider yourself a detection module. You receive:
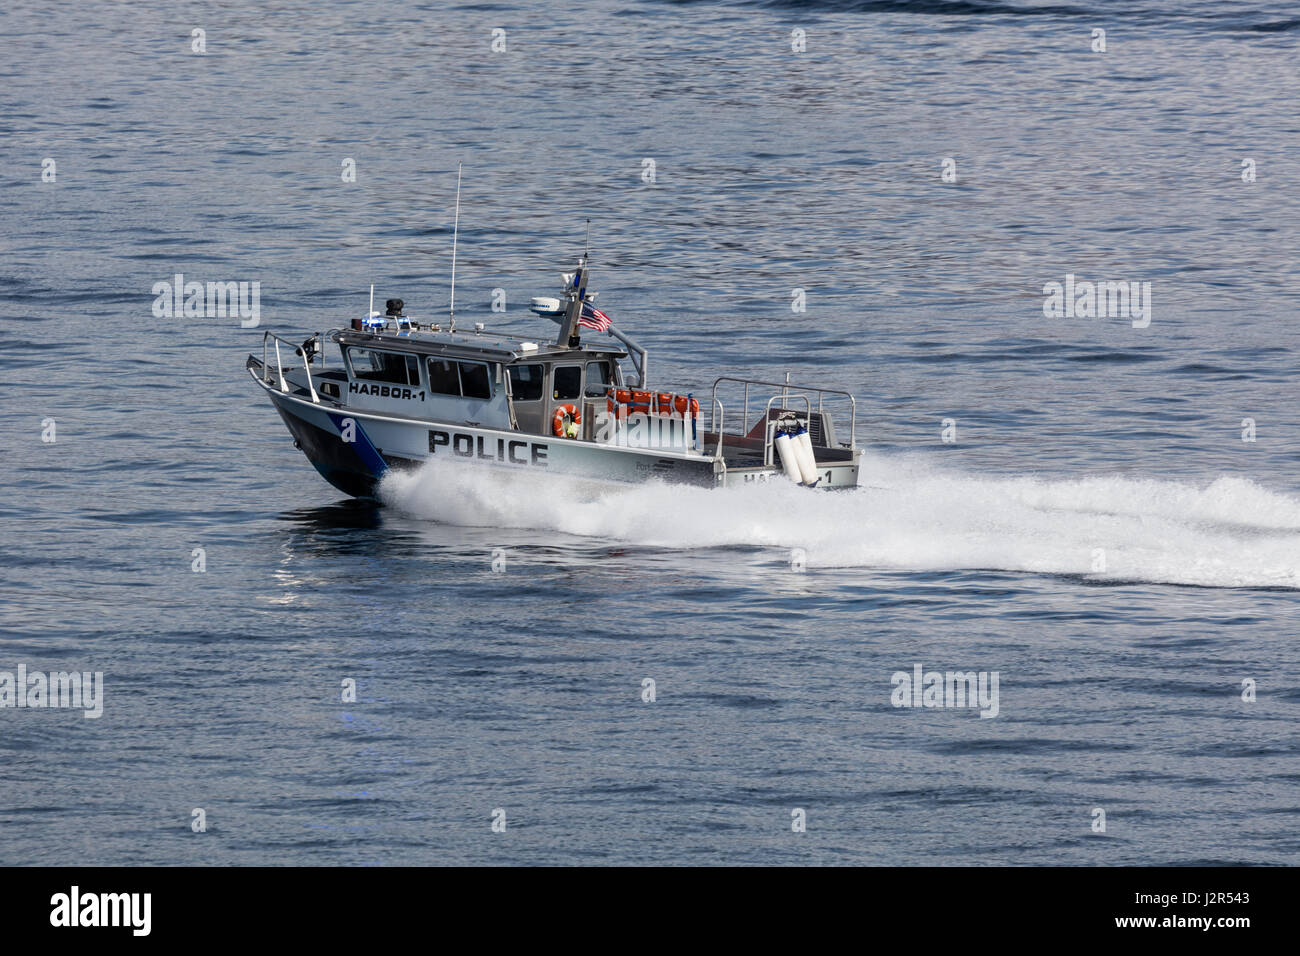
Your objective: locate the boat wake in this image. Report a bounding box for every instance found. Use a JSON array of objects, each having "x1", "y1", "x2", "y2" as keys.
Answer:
[{"x1": 380, "y1": 456, "x2": 1300, "y2": 589}]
